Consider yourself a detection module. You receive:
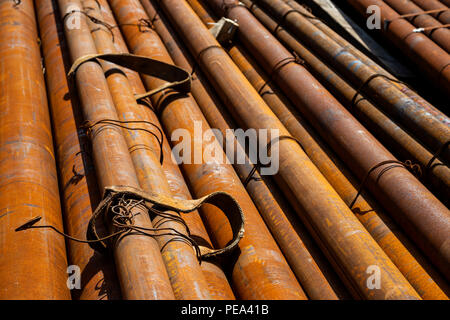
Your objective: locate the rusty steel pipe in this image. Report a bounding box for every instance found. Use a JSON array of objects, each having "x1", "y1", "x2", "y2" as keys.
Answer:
[
  {"x1": 36, "y1": 0, "x2": 121, "y2": 299},
  {"x1": 282, "y1": 0, "x2": 449, "y2": 126},
  {"x1": 382, "y1": 0, "x2": 450, "y2": 52},
  {"x1": 227, "y1": 47, "x2": 450, "y2": 299},
  {"x1": 346, "y1": 0, "x2": 450, "y2": 94},
  {"x1": 146, "y1": 0, "x2": 424, "y2": 300},
  {"x1": 109, "y1": 0, "x2": 308, "y2": 300},
  {"x1": 80, "y1": 0, "x2": 214, "y2": 300},
  {"x1": 193, "y1": 0, "x2": 448, "y2": 299},
  {"x1": 83, "y1": 0, "x2": 235, "y2": 299},
  {"x1": 57, "y1": 0, "x2": 176, "y2": 300},
  {"x1": 242, "y1": 0, "x2": 450, "y2": 207},
  {"x1": 411, "y1": 0, "x2": 450, "y2": 25},
  {"x1": 182, "y1": 0, "x2": 352, "y2": 298},
  {"x1": 142, "y1": 0, "x2": 340, "y2": 300},
  {"x1": 249, "y1": 0, "x2": 450, "y2": 161},
  {"x1": 0, "y1": 0, "x2": 70, "y2": 300},
  {"x1": 191, "y1": 0, "x2": 449, "y2": 299},
  {"x1": 95, "y1": 0, "x2": 235, "y2": 300},
  {"x1": 209, "y1": 0, "x2": 450, "y2": 280}
]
